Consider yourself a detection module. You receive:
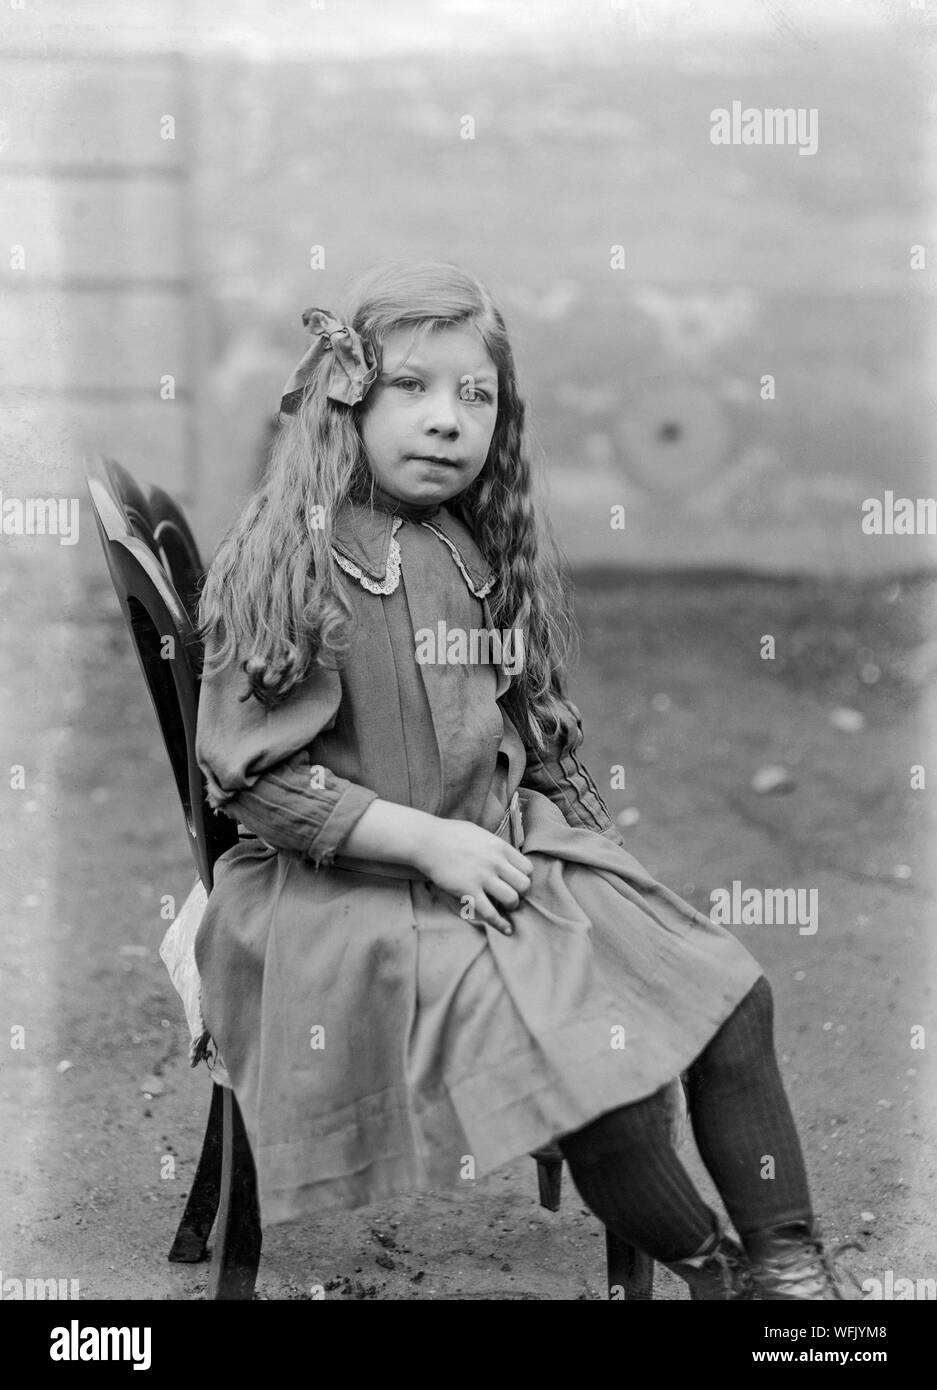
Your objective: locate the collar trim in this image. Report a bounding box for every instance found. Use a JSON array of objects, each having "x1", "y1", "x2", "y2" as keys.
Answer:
[
  {"x1": 332, "y1": 516, "x2": 404, "y2": 595},
  {"x1": 418, "y1": 519, "x2": 496, "y2": 598},
  {"x1": 330, "y1": 501, "x2": 496, "y2": 599}
]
